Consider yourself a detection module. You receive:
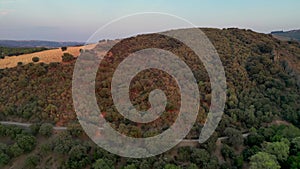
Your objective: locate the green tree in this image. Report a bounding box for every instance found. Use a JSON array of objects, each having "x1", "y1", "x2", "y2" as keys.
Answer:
[
  {"x1": 177, "y1": 147, "x2": 191, "y2": 162},
  {"x1": 16, "y1": 134, "x2": 36, "y2": 152},
  {"x1": 190, "y1": 148, "x2": 210, "y2": 167},
  {"x1": 224, "y1": 127, "x2": 244, "y2": 149},
  {"x1": 246, "y1": 132, "x2": 265, "y2": 146},
  {"x1": 67, "y1": 123, "x2": 83, "y2": 137},
  {"x1": 249, "y1": 152, "x2": 280, "y2": 169},
  {"x1": 124, "y1": 164, "x2": 137, "y2": 169},
  {"x1": 52, "y1": 131, "x2": 74, "y2": 154},
  {"x1": 233, "y1": 155, "x2": 244, "y2": 169},
  {"x1": 291, "y1": 137, "x2": 300, "y2": 154},
  {"x1": 24, "y1": 155, "x2": 40, "y2": 169},
  {"x1": 0, "y1": 143, "x2": 8, "y2": 153},
  {"x1": 39, "y1": 123, "x2": 53, "y2": 137},
  {"x1": 66, "y1": 145, "x2": 90, "y2": 169},
  {"x1": 61, "y1": 46, "x2": 67, "y2": 51},
  {"x1": 62, "y1": 53, "x2": 75, "y2": 62},
  {"x1": 186, "y1": 163, "x2": 198, "y2": 169},
  {"x1": 243, "y1": 146, "x2": 261, "y2": 161},
  {"x1": 92, "y1": 159, "x2": 112, "y2": 169},
  {"x1": 0, "y1": 152, "x2": 10, "y2": 166},
  {"x1": 32, "y1": 57, "x2": 40, "y2": 62},
  {"x1": 8, "y1": 144, "x2": 23, "y2": 157},
  {"x1": 287, "y1": 153, "x2": 300, "y2": 169},
  {"x1": 29, "y1": 123, "x2": 41, "y2": 135},
  {"x1": 164, "y1": 164, "x2": 181, "y2": 169},
  {"x1": 221, "y1": 144, "x2": 234, "y2": 159},
  {"x1": 264, "y1": 141, "x2": 289, "y2": 162},
  {"x1": 139, "y1": 160, "x2": 151, "y2": 169}
]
